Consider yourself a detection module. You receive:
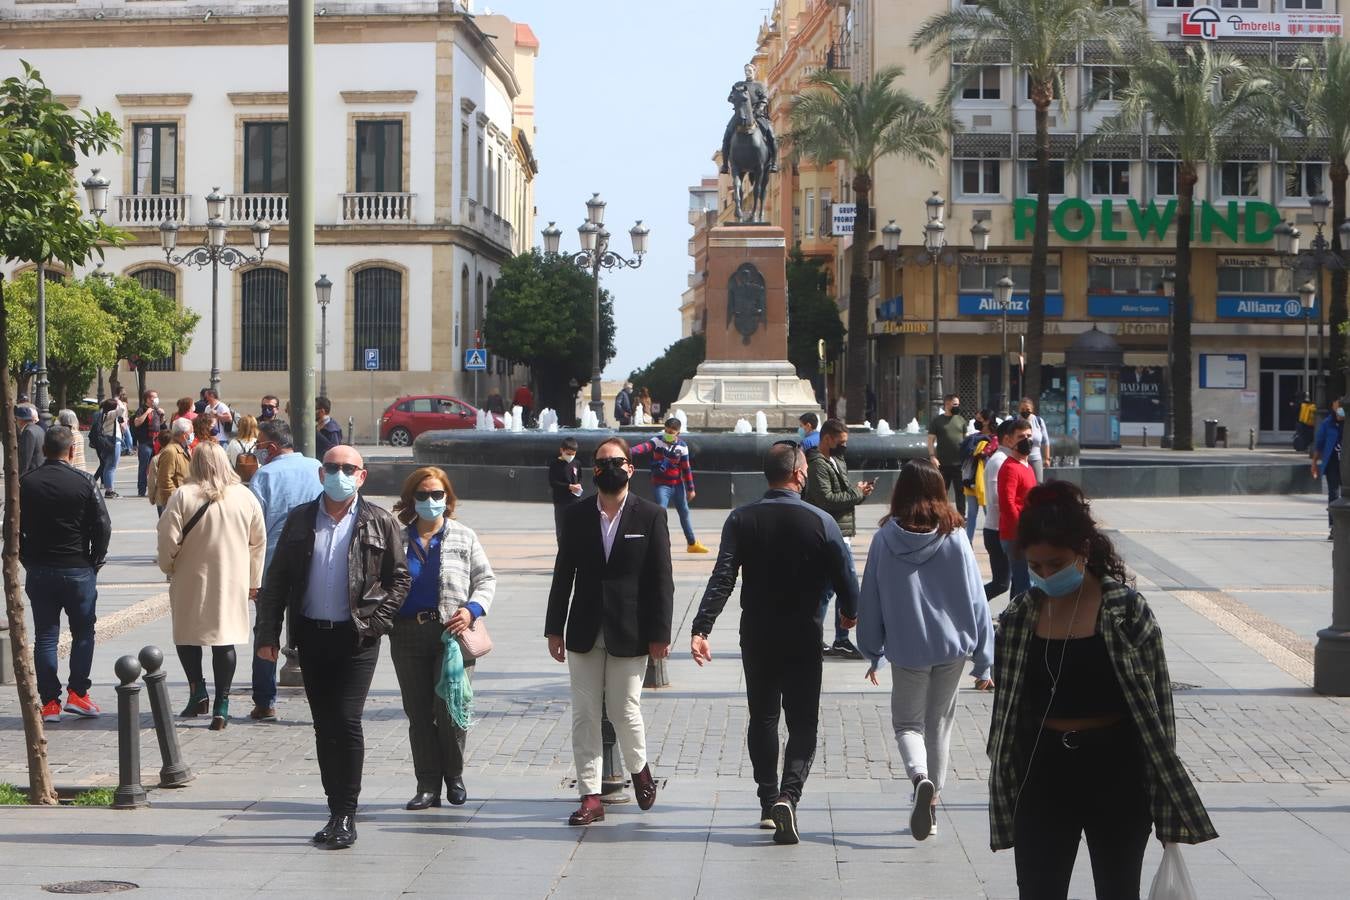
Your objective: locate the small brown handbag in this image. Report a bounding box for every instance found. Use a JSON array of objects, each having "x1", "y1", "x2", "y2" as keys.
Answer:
[{"x1": 456, "y1": 618, "x2": 493, "y2": 659}]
